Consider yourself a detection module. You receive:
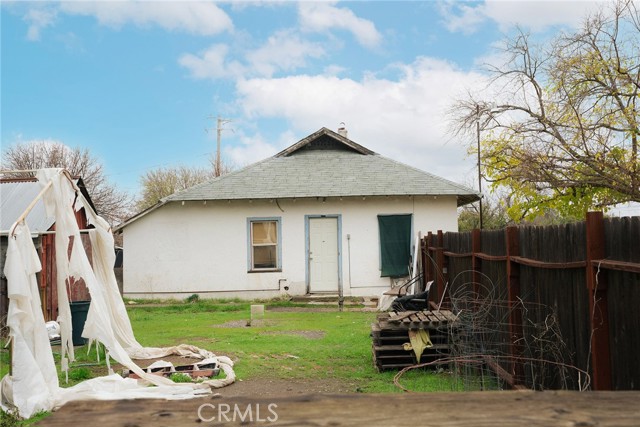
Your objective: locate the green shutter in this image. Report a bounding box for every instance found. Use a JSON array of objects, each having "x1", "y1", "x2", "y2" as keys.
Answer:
[{"x1": 378, "y1": 214, "x2": 412, "y2": 277}]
